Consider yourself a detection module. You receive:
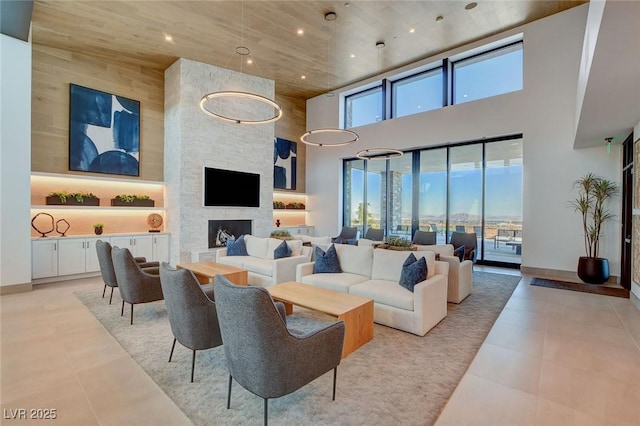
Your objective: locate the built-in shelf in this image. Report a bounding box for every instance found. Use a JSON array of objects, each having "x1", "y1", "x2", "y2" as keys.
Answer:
[
  {"x1": 272, "y1": 191, "x2": 311, "y2": 231},
  {"x1": 31, "y1": 205, "x2": 165, "y2": 211}
]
